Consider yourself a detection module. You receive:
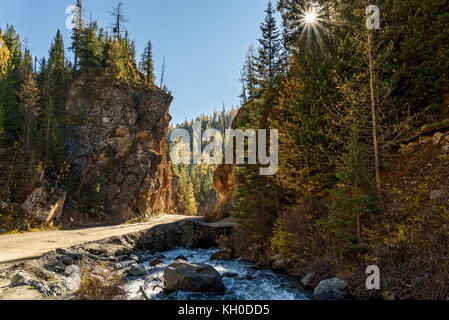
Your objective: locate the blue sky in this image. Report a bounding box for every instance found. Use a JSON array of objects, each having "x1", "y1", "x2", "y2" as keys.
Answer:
[{"x1": 0, "y1": 0, "x2": 274, "y2": 124}]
